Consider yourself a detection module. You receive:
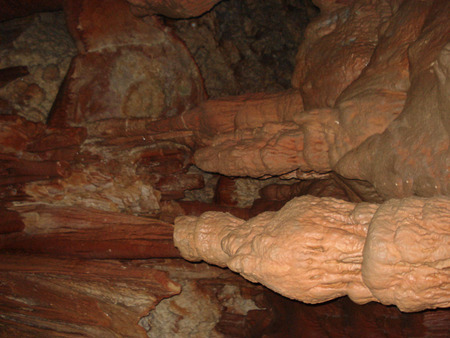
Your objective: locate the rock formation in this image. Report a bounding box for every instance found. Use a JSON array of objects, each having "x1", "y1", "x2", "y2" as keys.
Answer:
[
  {"x1": 171, "y1": 0, "x2": 450, "y2": 314},
  {"x1": 174, "y1": 195, "x2": 450, "y2": 312},
  {"x1": 0, "y1": 0, "x2": 449, "y2": 335},
  {"x1": 180, "y1": 0, "x2": 450, "y2": 201}
]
